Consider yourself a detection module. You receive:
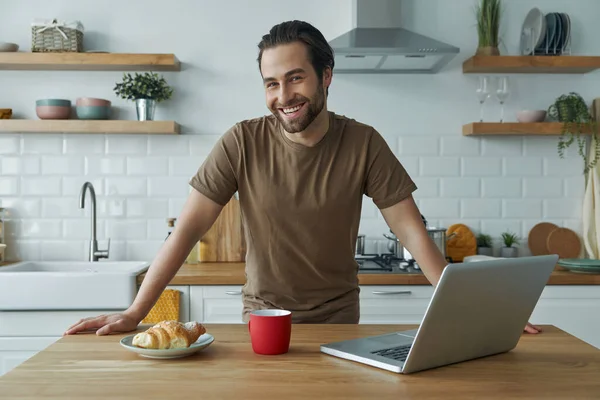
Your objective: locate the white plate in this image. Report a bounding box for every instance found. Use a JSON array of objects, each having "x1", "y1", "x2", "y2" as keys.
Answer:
[
  {"x1": 520, "y1": 8, "x2": 546, "y2": 55},
  {"x1": 120, "y1": 333, "x2": 214, "y2": 359}
]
